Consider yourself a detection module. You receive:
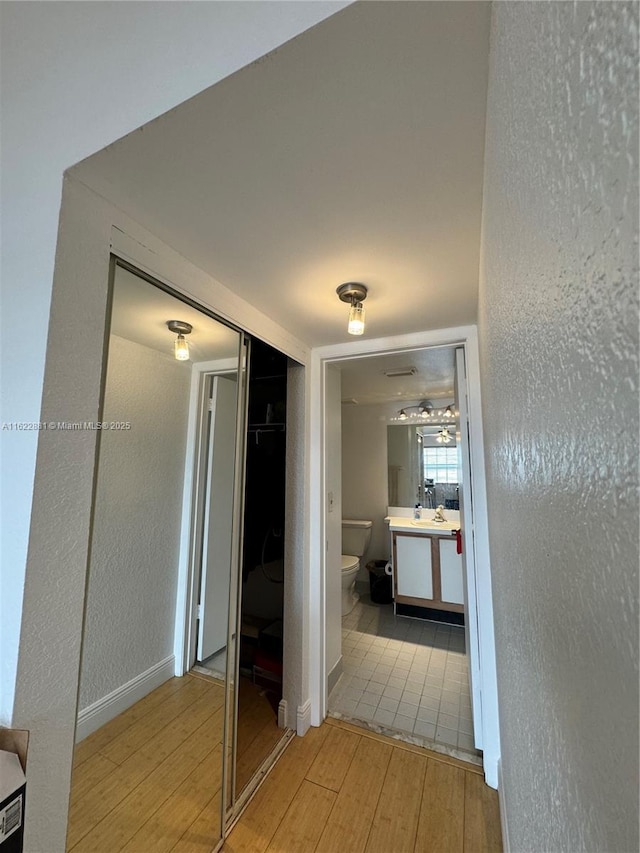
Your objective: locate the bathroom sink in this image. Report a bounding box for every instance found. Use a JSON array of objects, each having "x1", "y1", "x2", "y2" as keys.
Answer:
[{"x1": 411, "y1": 520, "x2": 458, "y2": 531}]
